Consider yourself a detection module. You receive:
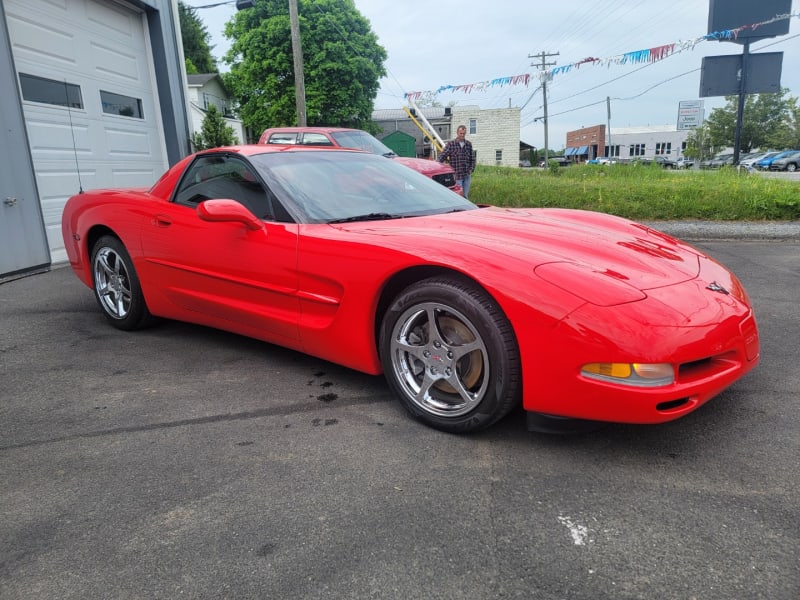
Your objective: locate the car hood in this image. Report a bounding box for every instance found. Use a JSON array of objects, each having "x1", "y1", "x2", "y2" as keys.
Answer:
[
  {"x1": 391, "y1": 156, "x2": 453, "y2": 175},
  {"x1": 342, "y1": 207, "x2": 702, "y2": 292}
]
